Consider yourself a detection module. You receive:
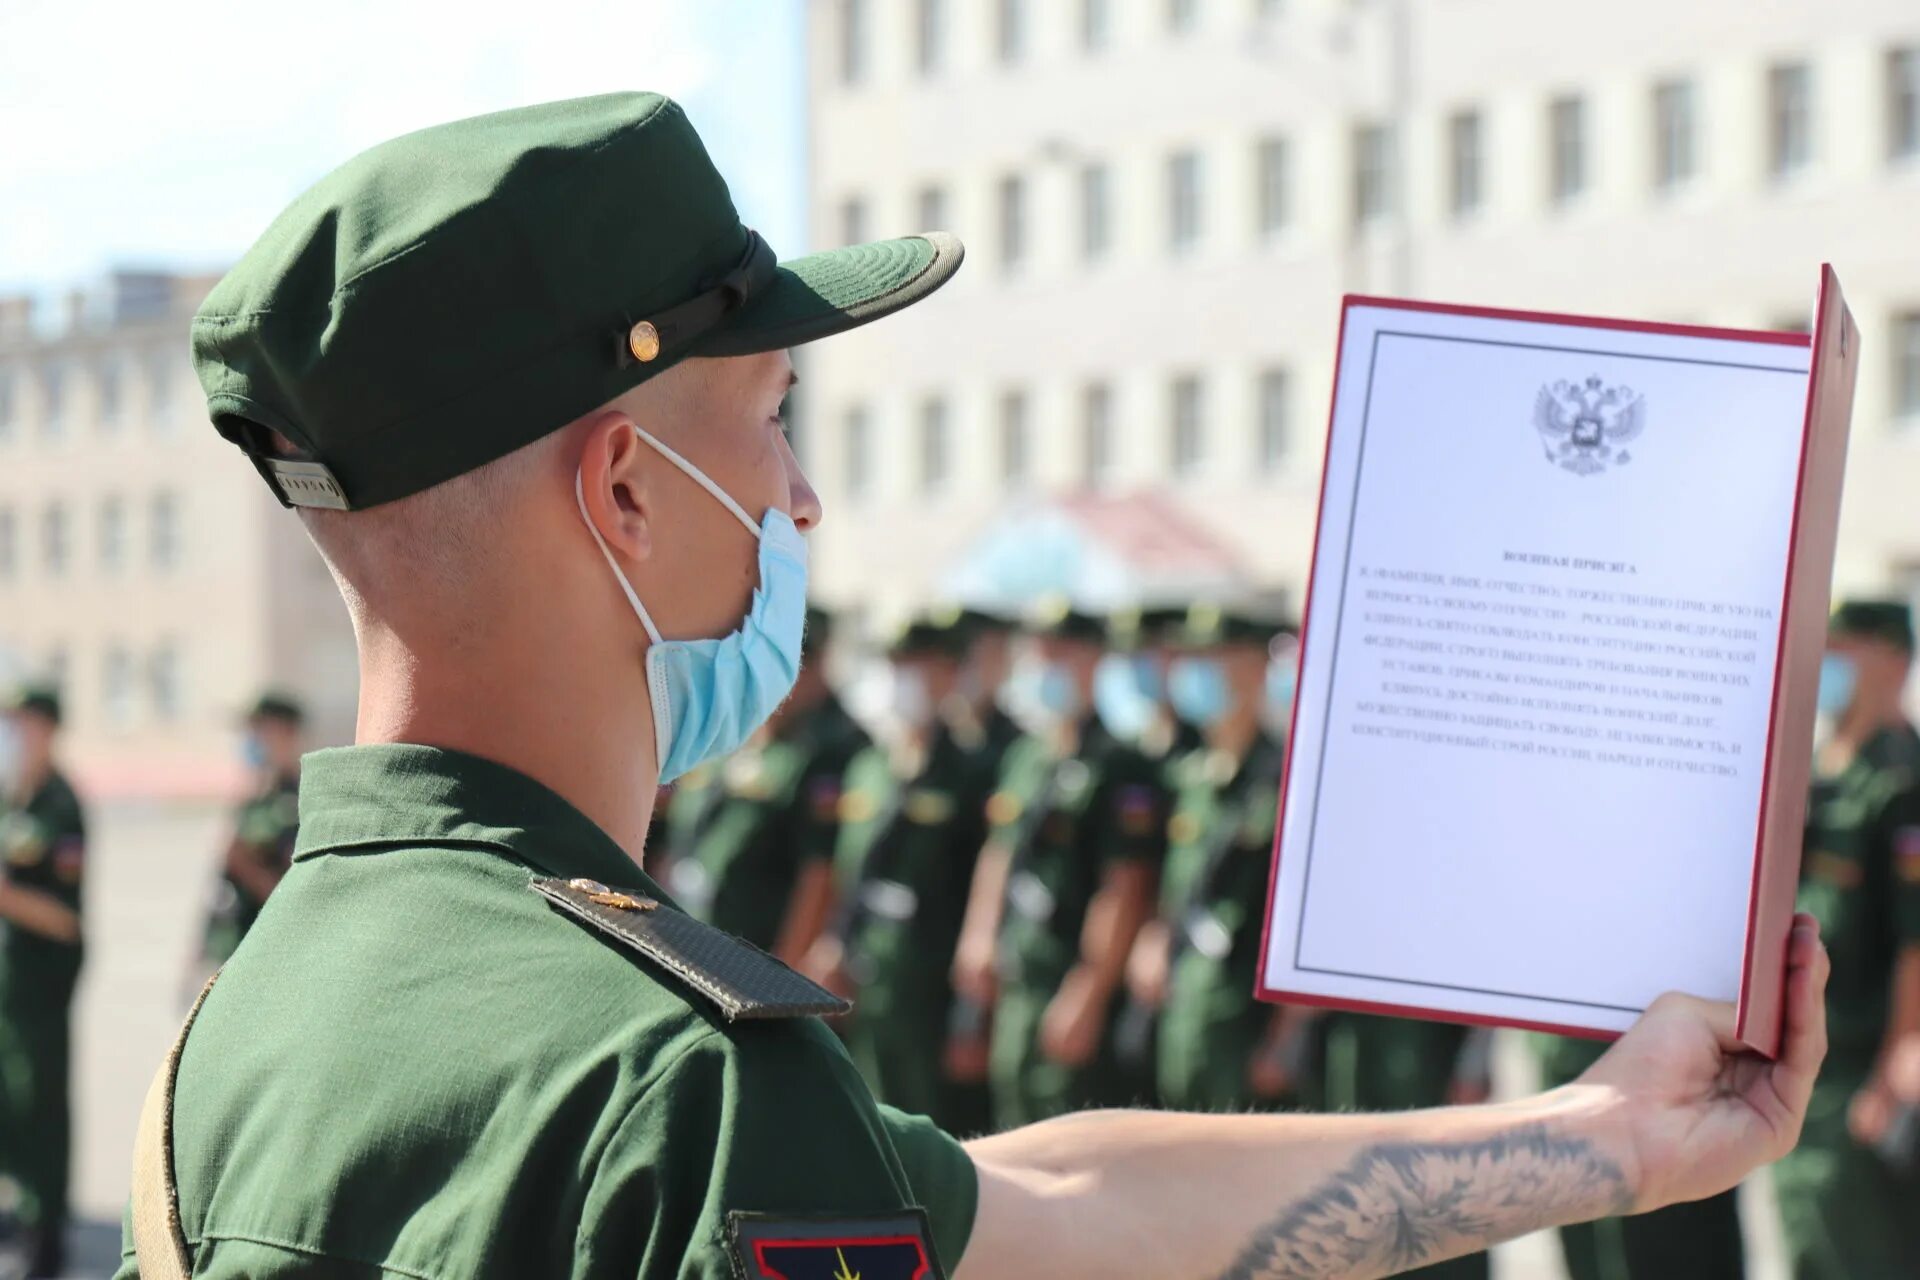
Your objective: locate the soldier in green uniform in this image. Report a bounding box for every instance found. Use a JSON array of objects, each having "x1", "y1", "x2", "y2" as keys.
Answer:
[
  {"x1": 950, "y1": 600, "x2": 1170, "y2": 1129},
  {"x1": 660, "y1": 607, "x2": 868, "y2": 964},
  {"x1": 954, "y1": 606, "x2": 1022, "y2": 759},
  {"x1": 0, "y1": 686, "x2": 85, "y2": 1278},
  {"x1": 1124, "y1": 604, "x2": 1307, "y2": 1113},
  {"x1": 118, "y1": 90, "x2": 1839, "y2": 1280},
  {"x1": 1775, "y1": 599, "x2": 1920, "y2": 1279},
  {"x1": 191, "y1": 693, "x2": 306, "y2": 990},
  {"x1": 1531, "y1": 1033, "x2": 1746, "y2": 1279},
  {"x1": 806, "y1": 613, "x2": 997, "y2": 1136}
]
